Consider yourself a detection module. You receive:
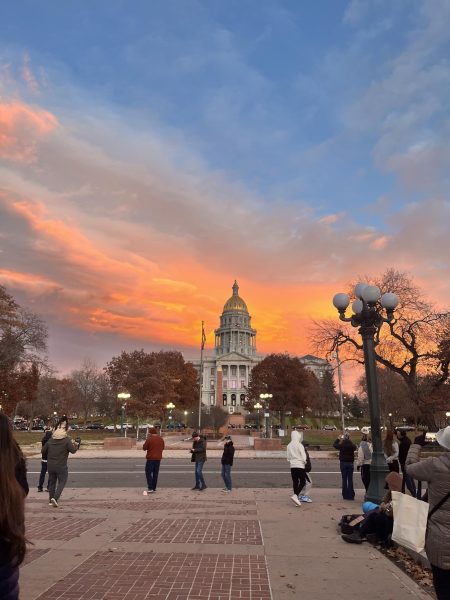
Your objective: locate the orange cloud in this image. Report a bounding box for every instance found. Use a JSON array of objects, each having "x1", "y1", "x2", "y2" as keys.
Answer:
[{"x1": 0, "y1": 101, "x2": 57, "y2": 161}]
